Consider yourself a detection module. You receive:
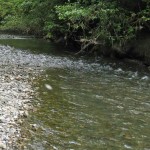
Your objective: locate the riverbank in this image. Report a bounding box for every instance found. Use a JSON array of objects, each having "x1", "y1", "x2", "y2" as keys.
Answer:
[
  {"x1": 0, "y1": 64, "x2": 33, "y2": 149},
  {"x1": 0, "y1": 45, "x2": 43, "y2": 149}
]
